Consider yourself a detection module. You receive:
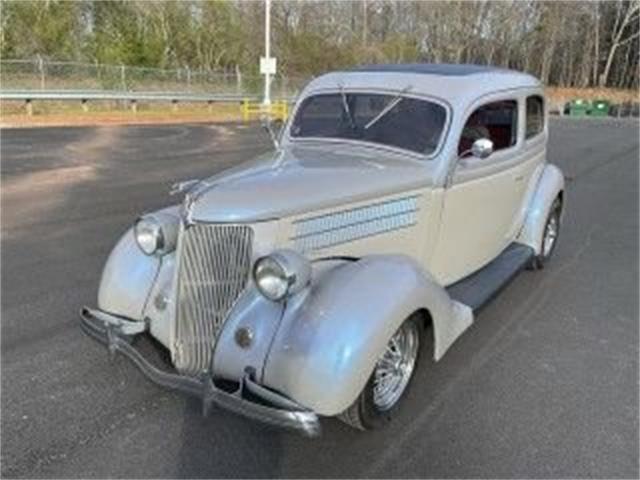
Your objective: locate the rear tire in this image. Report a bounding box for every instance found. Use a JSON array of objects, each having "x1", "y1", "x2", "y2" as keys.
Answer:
[
  {"x1": 338, "y1": 314, "x2": 422, "y2": 430},
  {"x1": 529, "y1": 197, "x2": 562, "y2": 270}
]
